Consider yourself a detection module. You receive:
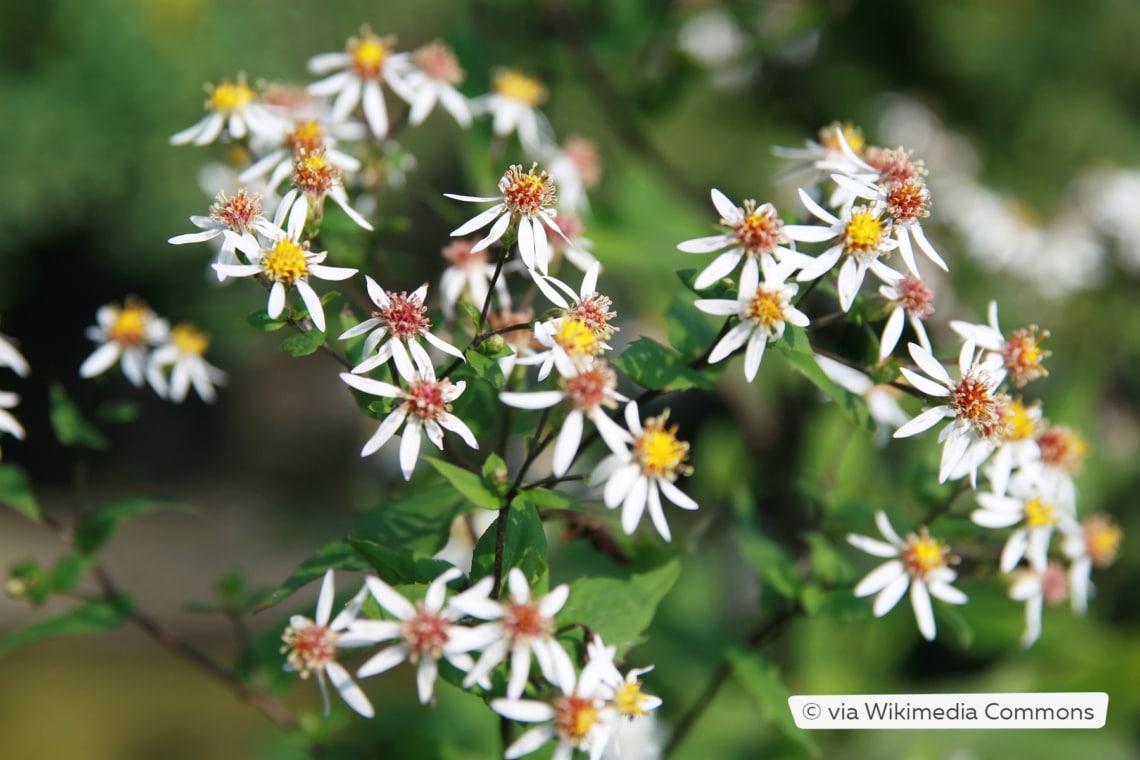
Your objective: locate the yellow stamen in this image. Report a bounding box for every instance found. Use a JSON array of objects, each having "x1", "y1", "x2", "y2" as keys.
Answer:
[
  {"x1": 109, "y1": 303, "x2": 150, "y2": 346},
  {"x1": 494, "y1": 69, "x2": 547, "y2": 106},
  {"x1": 615, "y1": 681, "x2": 649, "y2": 717},
  {"x1": 263, "y1": 239, "x2": 309, "y2": 285},
  {"x1": 171, "y1": 323, "x2": 210, "y2": 356},
  {"x1": 1023, "y1": 498, "x2": 1056, "y2": 529},
  {"x1": 208, "y1": 79, "x2": 254, "y2": 114},
  {"x1": 845, "y1": 209, "x2": 885, "y2": 253},
  {"x1": 634, "y1": 411, "x2": 692, "y2": 481}
]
